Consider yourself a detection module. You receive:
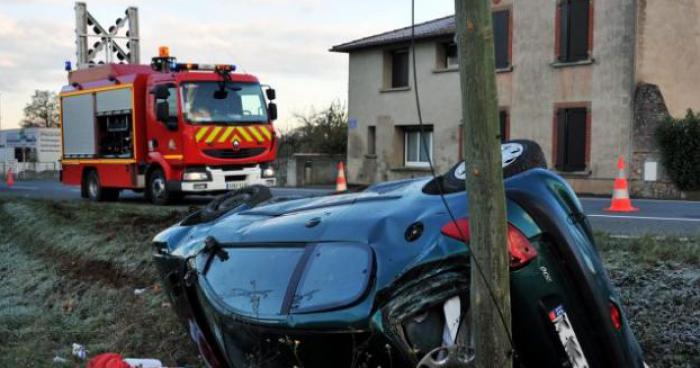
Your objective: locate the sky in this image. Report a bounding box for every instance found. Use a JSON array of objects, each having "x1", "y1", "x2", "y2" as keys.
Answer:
[{"x1": 0, "y1": 0, "x2": 455, "y2": 132}]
